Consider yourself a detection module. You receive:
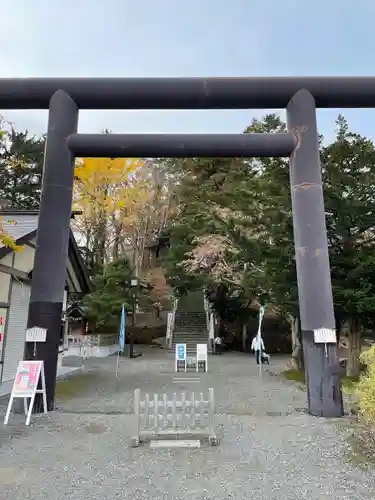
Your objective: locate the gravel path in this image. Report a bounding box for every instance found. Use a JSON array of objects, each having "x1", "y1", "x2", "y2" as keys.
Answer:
[{"x1": 0, "y1": 348, "x2": 374, "y2": 500}]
